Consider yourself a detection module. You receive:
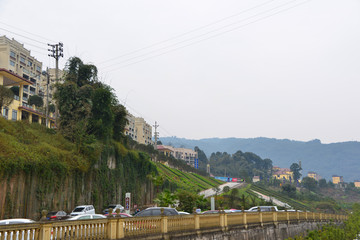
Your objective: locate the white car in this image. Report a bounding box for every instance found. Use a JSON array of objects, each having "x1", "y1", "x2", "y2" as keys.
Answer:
[
  {"x1": 0, "y1": 219, "x2": 35, "y2": 240},
  {"x1": 70, "y1": 205, "x2": 95, "y2": 216},
  {"x1": 67, "y1": 214, "x2": 106, "y2": 220}
]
